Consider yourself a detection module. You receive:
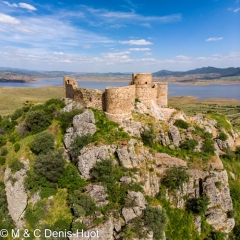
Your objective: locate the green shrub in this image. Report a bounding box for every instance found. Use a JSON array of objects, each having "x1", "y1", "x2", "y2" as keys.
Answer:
[
  {"x1": 69, "y1": 191, "x2": 96, "y2": 216},
  {"x1": 9, "y1": 132, "x2": 20, "y2": 143},
  {"x1": 202, "y1": 138, "x2": 215, "y2": 155},
  {"x1": 174, "y1": 119, "x2": 189, "y2": 129},
  {"x1": 40, "y1": 187, "x2": 57, "y2": 198},
  {"x1": 143, "y1": 206, "x2": 168, "y2": 240},
  {"x1": 69, "y1": 134, "x2": 92, "y2": 164},
  {"x1": 180, "y1": 139, "x2": 198, "y2": 150},
  {"x1": 24, "y1": 171, "x2": 52, "y2": 193},
  {"x1": 161, "y1": 167, "x2": 189, "y2": 190},
  {"x1": 186, "y1": 195, "x2": 210, "y2": 215},
  {"x1": 0, "y1": 148, "x2": 8, "y2": 156},
  {"x1": 0, "y1": 156, "x2": 6, "y2": 165},
  {"x1": 8, "y1": 158, "x2": 24, "y2": 173},
  {"x1": 24, "y1": 201, "x2": 47, "y2": 229},
  {"x1": 58, "y1": 164, "x2": 86, "y2": 192},
  {"x1": 25, "y1": 110, "x2": 52, "y2": 134},
  {"x1": 0, "y1": 135, "x2": 7, "y2": 147},
  {"x1": 33, "y1": 149, "x2": 65, "y2": 183},
  {"x1": 71, "y1": 221, "x2": 87, "y2": 232},
  {"x1": 141, "y1": 124, "x2": 155, "y2": 146},
  {"x1": 14, "y1": 143, "x2": 20, "y2": 152},
  {"x1": 11, "y1": 108, "x2": 24, "y2": 120},
  {"x1": 0, "y1": 182, "x2": 14, "y2": 230},
  {"x1": 30, "y1": 131, "x2": 55, "y2": 155},
  {"x1": 218, "y1": 131, "x2": 228, "y2": 141}
]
